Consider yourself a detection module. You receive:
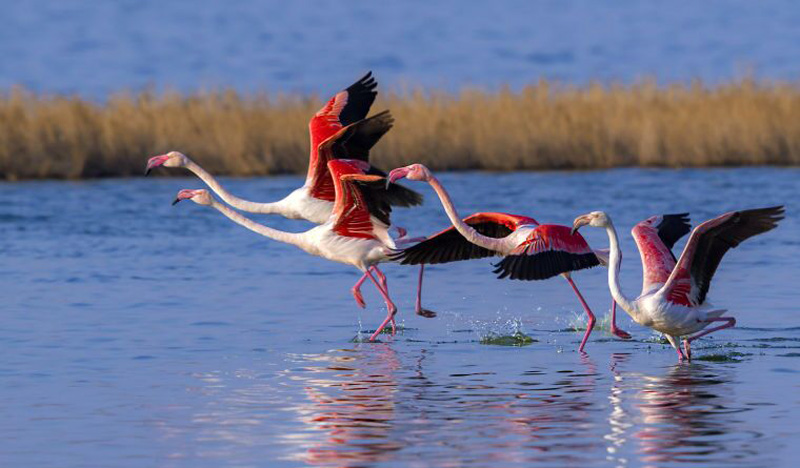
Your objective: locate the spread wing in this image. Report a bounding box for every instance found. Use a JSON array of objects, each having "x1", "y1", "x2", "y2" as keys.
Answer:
[
  {"x1": 306, "y1": 72, "x2": 378, "y2": 195},
  {"x1": 390, "y1": 213, "x2": 537, "y2": 265},
  {"x1": 657, "y1": 213, "x2": 692, "y2": 254},
  {"x1": 493, "y1": 224, "x2": 600, "y2": 281},
  {"x1": 307, "y1": 111, "x2": 393, "y2": 202},
  {"x1": 308, "y1": 71, "x2": 378, "y2": 151},
  {"x1": 663, "y1": 206, "x2": 784, "y2": 306},
  {"x1": 632, "y1": 213, "x2": 691, "y2": 292},
  {"x1": 331, "y1": 174, "x2": 413, "y2": 239}
]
